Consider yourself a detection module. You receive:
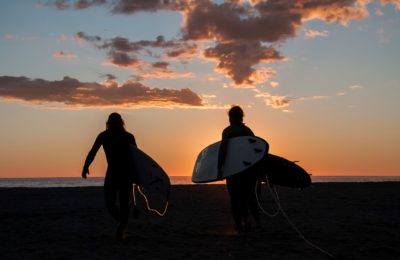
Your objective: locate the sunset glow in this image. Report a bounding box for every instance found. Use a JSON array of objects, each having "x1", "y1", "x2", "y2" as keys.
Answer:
[{"x1": 1, "y1": 0, "x2": 399, "y2": 178}]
